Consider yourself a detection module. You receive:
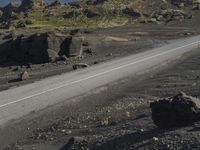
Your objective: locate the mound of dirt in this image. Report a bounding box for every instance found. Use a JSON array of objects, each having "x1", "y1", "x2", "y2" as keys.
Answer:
[{"x1": 150, "y1": 92, "x2": 200, "y2": 128}]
